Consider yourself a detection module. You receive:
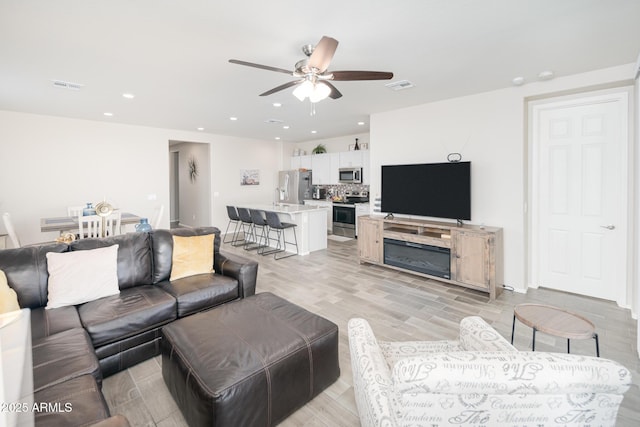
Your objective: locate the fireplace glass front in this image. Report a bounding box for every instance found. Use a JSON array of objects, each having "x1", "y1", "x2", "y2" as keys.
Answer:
[{"x1": 383, "y1": 238, "x2": 451, "y2": 279}]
